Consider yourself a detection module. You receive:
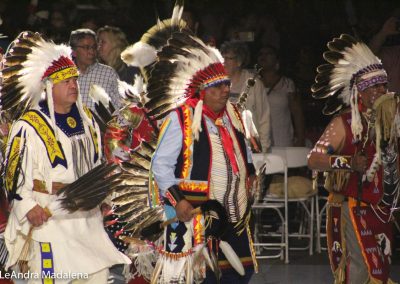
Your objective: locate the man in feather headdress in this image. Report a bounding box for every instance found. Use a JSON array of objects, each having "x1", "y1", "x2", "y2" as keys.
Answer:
[
  {"x1": 0, "y1": 32, "x2": 130, "y2": 283},
  {"x1": 308, "y1": 34, "x2": 400, "y2": 283},
  {"x1": 113, "y1": 3, "x2": 258, "y2": 284}
]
